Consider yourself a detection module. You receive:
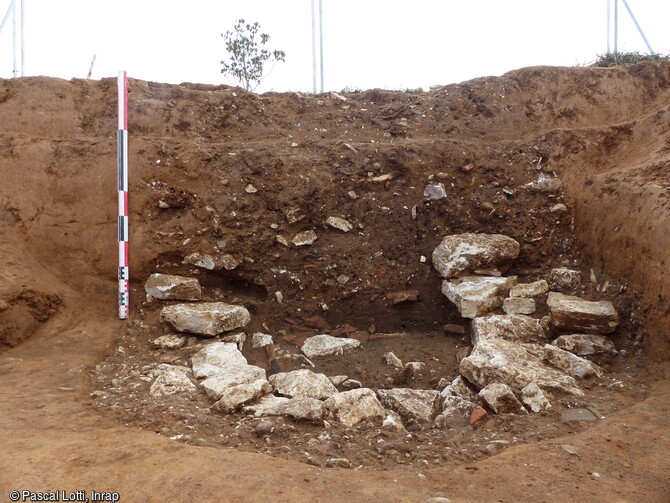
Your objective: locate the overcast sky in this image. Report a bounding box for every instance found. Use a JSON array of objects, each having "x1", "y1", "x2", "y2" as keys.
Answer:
[{"x1": 0, "y1": 0, "x2": 668, "y2": 92}]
